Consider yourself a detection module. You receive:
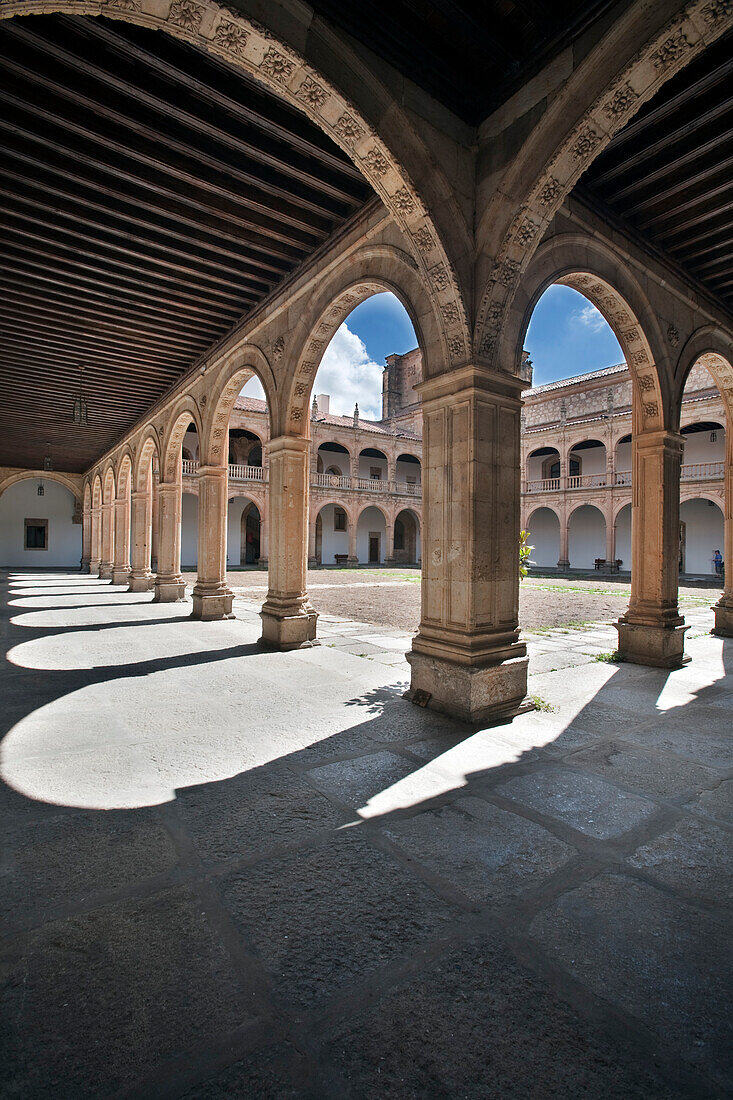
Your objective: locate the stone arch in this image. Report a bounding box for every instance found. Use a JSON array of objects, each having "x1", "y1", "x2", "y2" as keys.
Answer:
[
  {"x1": 527, "y1": 503, "x2": 561, "y2": 527},
  {"x1": 282, "y1": 246, "x2": 444, "y2": 432},
  {"x1": 475, "y1": 0, "x2": 732, "y2": 362},
  {"x1": 83, "y1": 481, "x2": 91, "y2": 510},
  {"x1": 134, "y1": 430, "x2": 161, "y2": 493},
  {"x1": 204, "y1": 345, "x2": 274, "y2": 466},
  {"x1": 102, "y1": 465, "x2": 116, "y2": 505},
  {"x1": 526, "y1": 504, "x2": 562, "y2": 569},
  {"x1": 116, "y1": 452, "x2": 133, "y2": 497},
  {"x1": 162, "y1": 397, "x2": 204, "y2": 482},
  {"x1": 315, "y1": 499, "x2": 355, "y2": 528},
  {"x1": 0, "y1": 469, "x2": 82, "y2": 503},
  {"x1": 0, "y1": 0, "x2": 468, "y2": 363},
  {"x1": 357, "y1": 501, "x2": 388, "y2": 525},
  {"x1": 505, "y1": 236, "x2": 667, "y2": 429},
  {"x1": 680, "y1": 490, "x2": 724, "y2": 508},
  {"x1": 568, "y1": 502, "x2": 607, "y2": 569},
  {"x1": 92, "y1": 473, "x2": 102, "y2": 510},
  {"x1": 675, "y1": 326, "x2": 733, "y2": 426}
]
